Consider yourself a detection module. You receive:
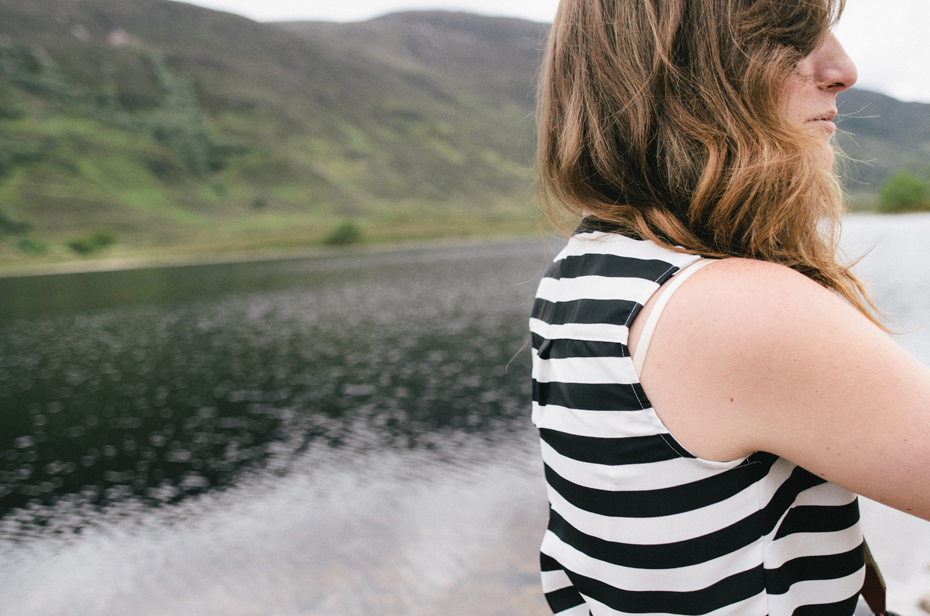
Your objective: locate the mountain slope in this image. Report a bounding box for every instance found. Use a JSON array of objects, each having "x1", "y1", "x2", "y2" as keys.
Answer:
[
  {"x1": 0, "y1": 0, "x2": 926, "y2": 265},
  {"x1": 0, "y1": 1, "x2": 548, "y2": 262},
  {"x1": 835, "y1": 88, "x2": 930, "y2": 198}
]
